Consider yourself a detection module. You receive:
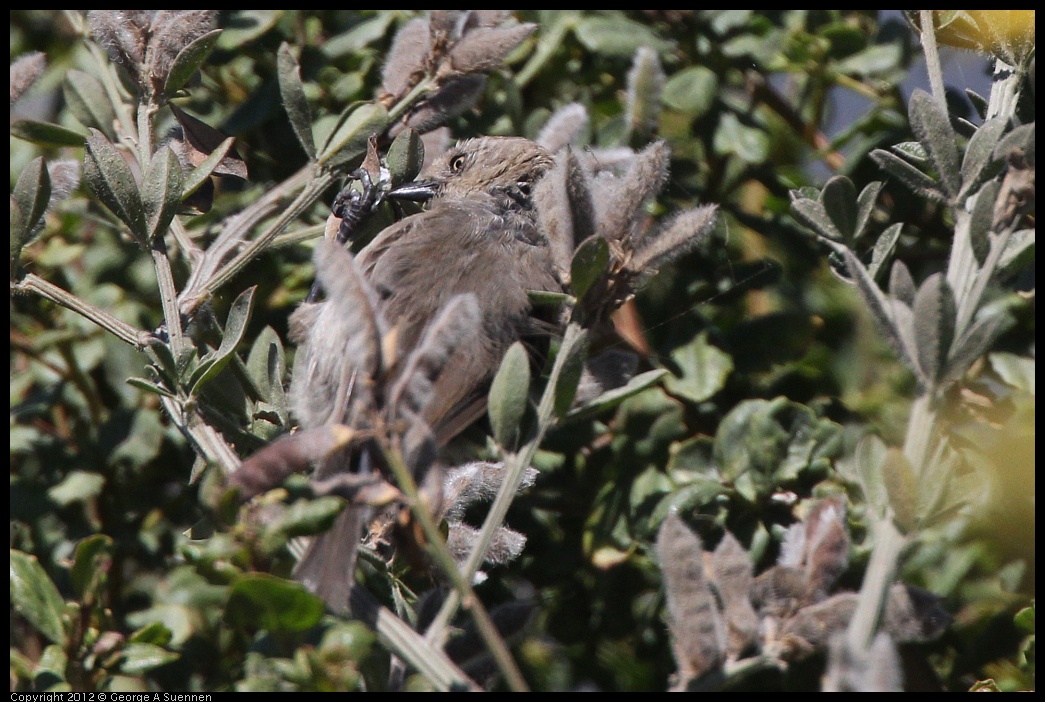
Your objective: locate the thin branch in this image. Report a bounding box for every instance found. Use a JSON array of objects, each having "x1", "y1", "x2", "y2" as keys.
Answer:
[
  {"x1": 918, "y1": 10, "x2": 948, "y2": 110},
  {"x1": 13, "y1": 273, "x2": 148, "y2": 348},
  {"x1": 378, "y1": 436, "x2": 530, "y2": 692},
  {"x1": 424, "y1": 322, "x2": 590, "y2": 645}
]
